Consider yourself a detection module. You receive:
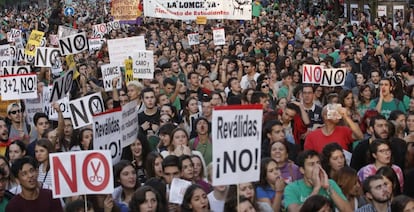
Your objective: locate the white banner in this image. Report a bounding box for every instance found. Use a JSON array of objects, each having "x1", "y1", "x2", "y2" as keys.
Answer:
[
  {"x1": 143, "y1": 0, "x2": 252, "y2": 20},
  {"x1": 58, "y1": 32, "x2": 89, "y2": 56},
  {"x1": 0, "y1": 56, "x2": 10, "y2": 68},
  {"x1": 107, "y1": 36, "x2": 146, "y2": 66},
  {"x1": 69, "y1": 92, "x2": 105, "y2": 129},
  {"x1": 213, "y1": 28, "x2": 225, "y2": 46},
  {"x1": 0, "y1": 44, "x2": 11, "y2": 57},
  {"x1": 169, "y1": 178, "x2": 192, "y2": 204},
  {"x1": 93, "y1": 109, "x2": 123, "y2": 164},
  {"x1": 120, "y1": 101, "x2": 139, "y2": 148},
  {"x1": 34, "y1": 47, "x2": 62, "y2": 68},
  {"x1": 101, "y1": 64, "x2": 122, "y2": 92},
  {"x1": 0, "y1": 73, "x2": 37, "y2": 100},
  {"x1": 49, "y1": 150, "x2": 114, "y2": 198},
  {"x1": 132, "y1": 51, "x2": 154, "y2": 79},
  {"x1": 187, "y1": 33, "x2": 200, "y2": 46},
  {"x1": 212, "y1": 105, "x2": 262, "y2": 186}
]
